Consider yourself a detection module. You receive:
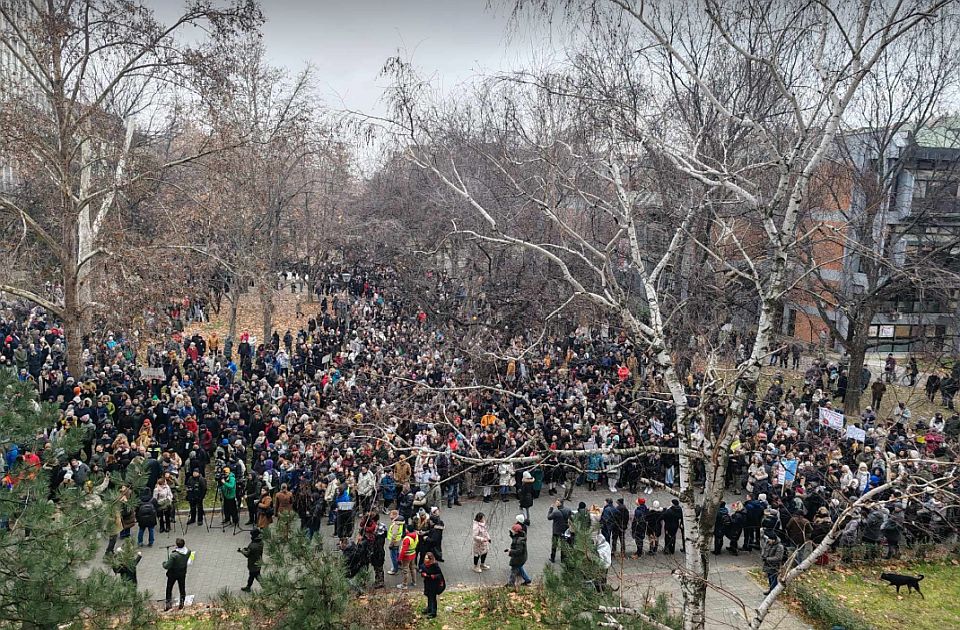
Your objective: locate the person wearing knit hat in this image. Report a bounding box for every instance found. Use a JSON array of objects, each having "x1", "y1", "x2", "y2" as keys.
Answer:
[
  {"x1": 519, "y1": 471, "x2": 535, "y2": 524},
  {"x1": 515, "y1": 514, "x2": 528, "y2": 534},
  {"x1": 506, "y1": 521, "x2": 531, "y2": 587},
  {"x1": 631, "y1": 496, "x2": 649, "y2": 557}
]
